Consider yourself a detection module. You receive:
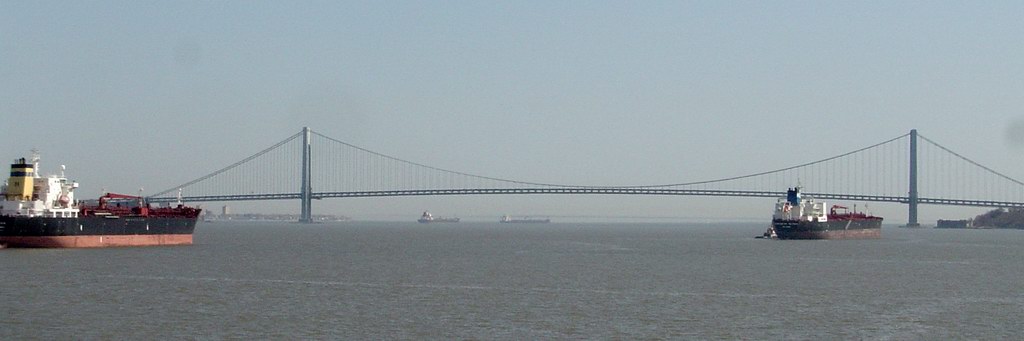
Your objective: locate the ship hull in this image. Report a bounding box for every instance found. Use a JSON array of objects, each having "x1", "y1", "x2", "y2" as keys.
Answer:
[
  {"x1": 0, "y1": 235, "x2": 192, "y2": 248},
  {"x1": 418, "y1": 219, "x2": 459, "y2": 223},
  {"x1": 0, "y1": 216, "x2": 197, "y2": 248},
  {"x1": 772, "y1": 218, "x2": 882, "y2": 240}
]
